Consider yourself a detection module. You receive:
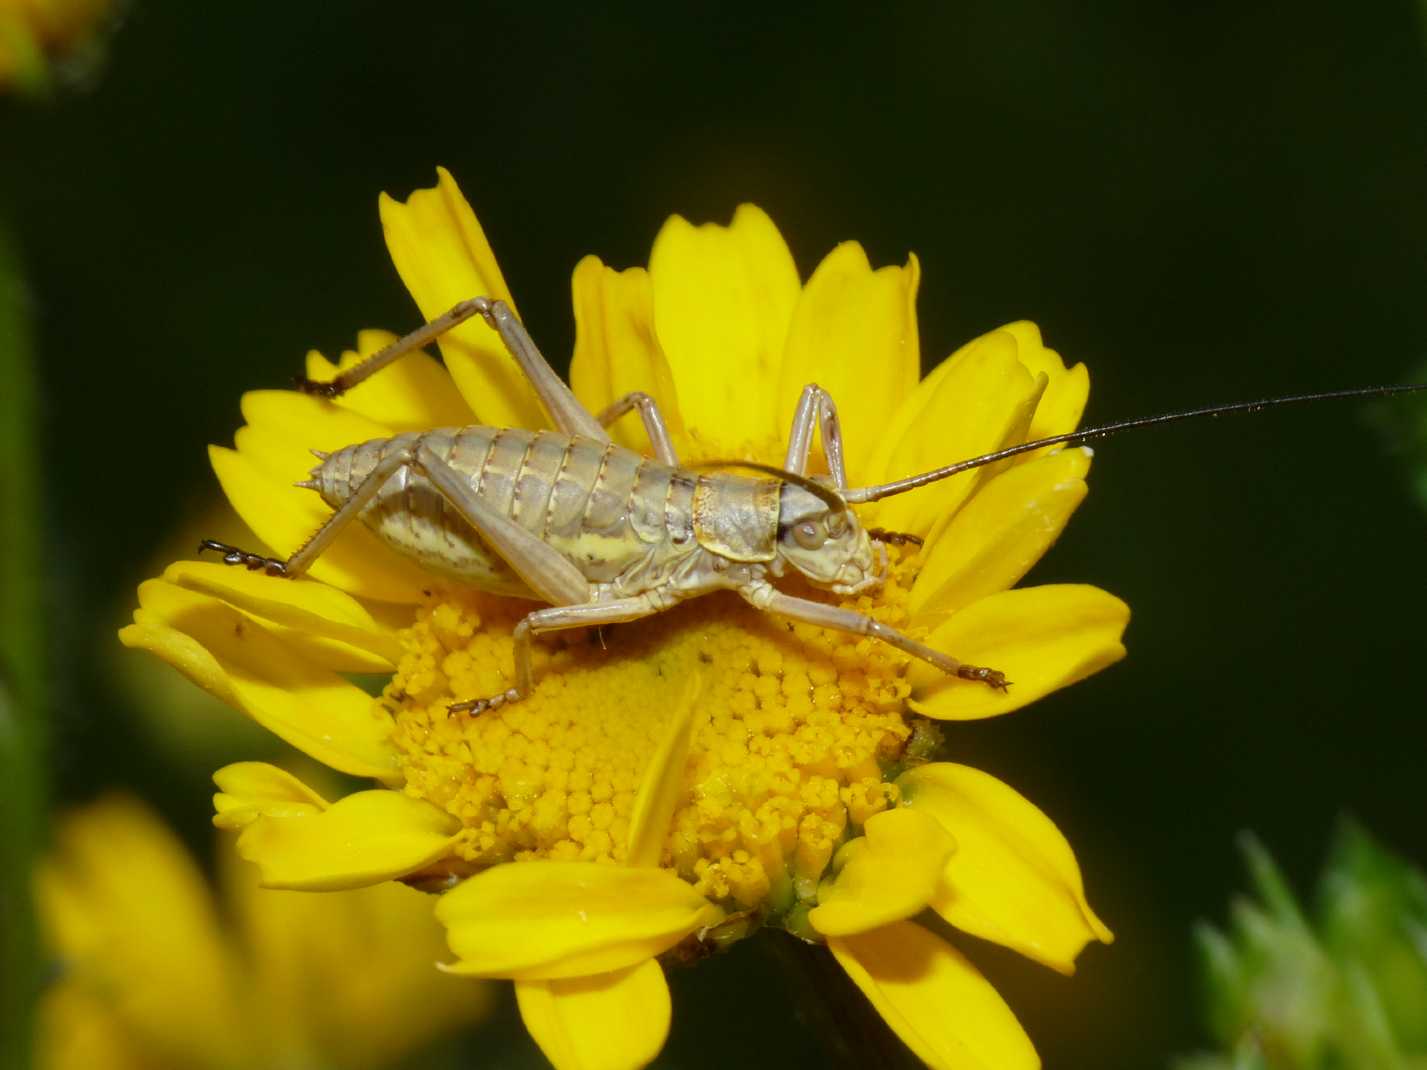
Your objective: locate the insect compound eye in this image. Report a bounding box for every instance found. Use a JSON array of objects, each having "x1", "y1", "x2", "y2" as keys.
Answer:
[{"x1": 793, "y1": 520, "x2": 825, "y2": 550}]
